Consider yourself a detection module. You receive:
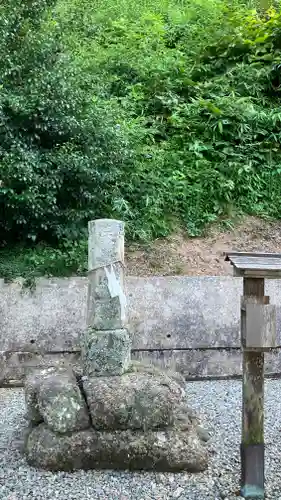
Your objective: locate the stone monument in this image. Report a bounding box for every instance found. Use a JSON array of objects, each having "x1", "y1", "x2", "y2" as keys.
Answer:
[{"x1": 23, "y1": 219, "x2": 209, "y2": 472}]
